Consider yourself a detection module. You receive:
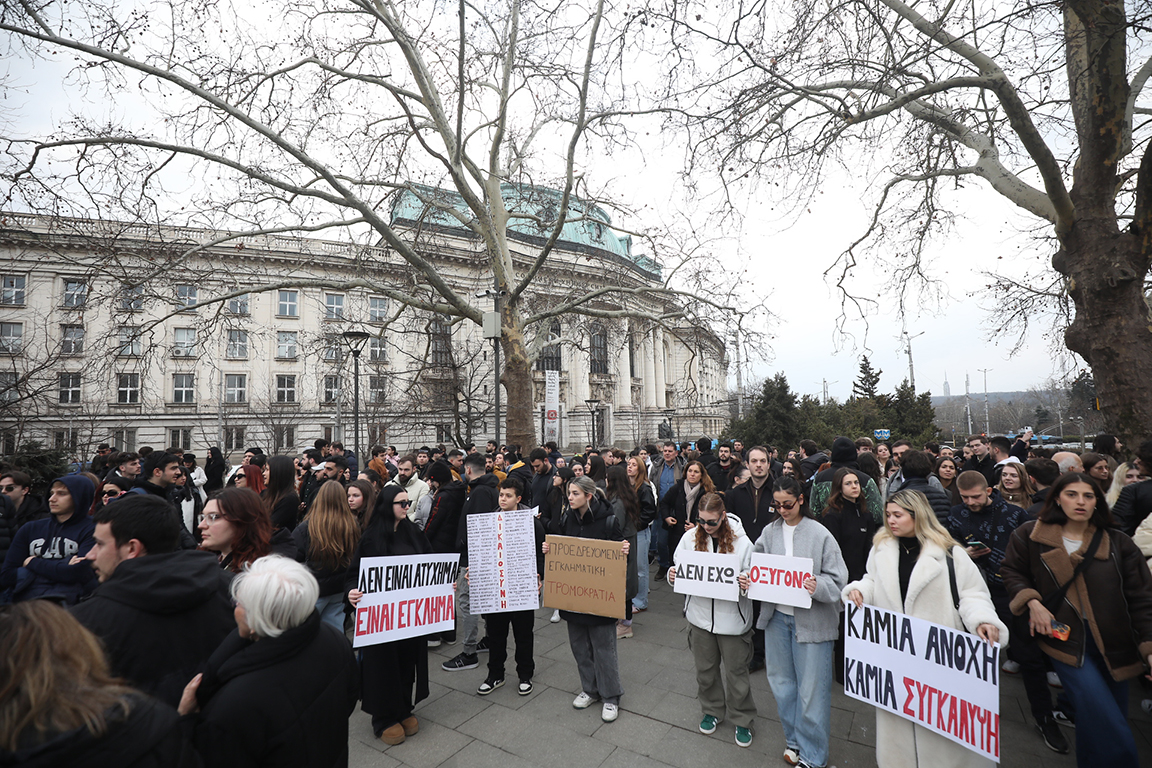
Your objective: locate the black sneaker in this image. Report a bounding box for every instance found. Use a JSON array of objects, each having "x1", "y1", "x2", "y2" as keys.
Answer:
[
  {"x1": 441, "y1": 652, "x2": 479, "y2": 671},
  {"x1": 1051, "y1": 707, "x2": 1075, "y2": 728},
  {"x1": 656, "y1": 568, "x2": 668, "y2": 581},
  {"x1": 518, "y1": 679, "x2": 533, "y2": 695},
  {"x1": 1036, "y1": 717, "x2": 1069, "y2": 754},
  {"x1": 475, "y1": 637, "x2": 490, "y2": 653},
  {"x1": 477, "y1": 677, "x2": 504, "y2": 695},
  {"x1": 749, "y1": 656, "x2": 766, "y2": 673}
]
